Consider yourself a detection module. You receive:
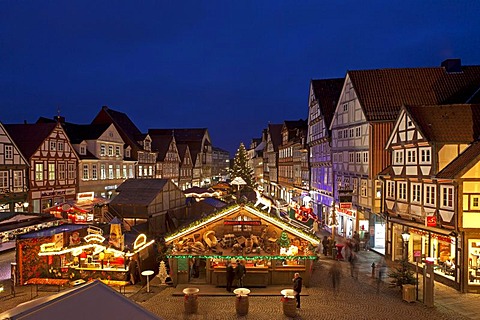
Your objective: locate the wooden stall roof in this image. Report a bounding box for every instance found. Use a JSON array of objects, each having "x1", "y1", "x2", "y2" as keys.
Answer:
[{"x1": 164, "y1": 204, "x2": 320, "y2": 246}]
